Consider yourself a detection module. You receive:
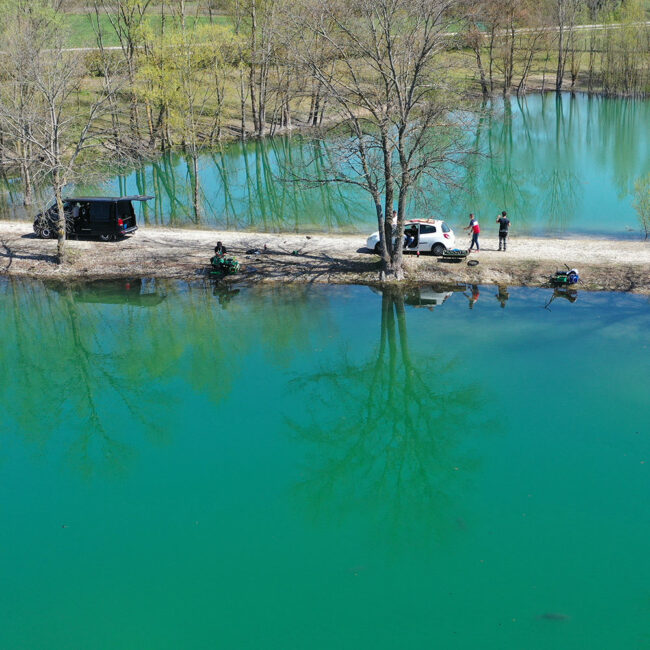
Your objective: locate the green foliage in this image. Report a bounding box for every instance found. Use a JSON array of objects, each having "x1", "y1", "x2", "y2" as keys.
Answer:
[
  {"x1": 132, "y1": 12, "x2": 243, "y2": 160},
  {"x1": 83, "y1": 49, "x2": 122, "y2": 77}
]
